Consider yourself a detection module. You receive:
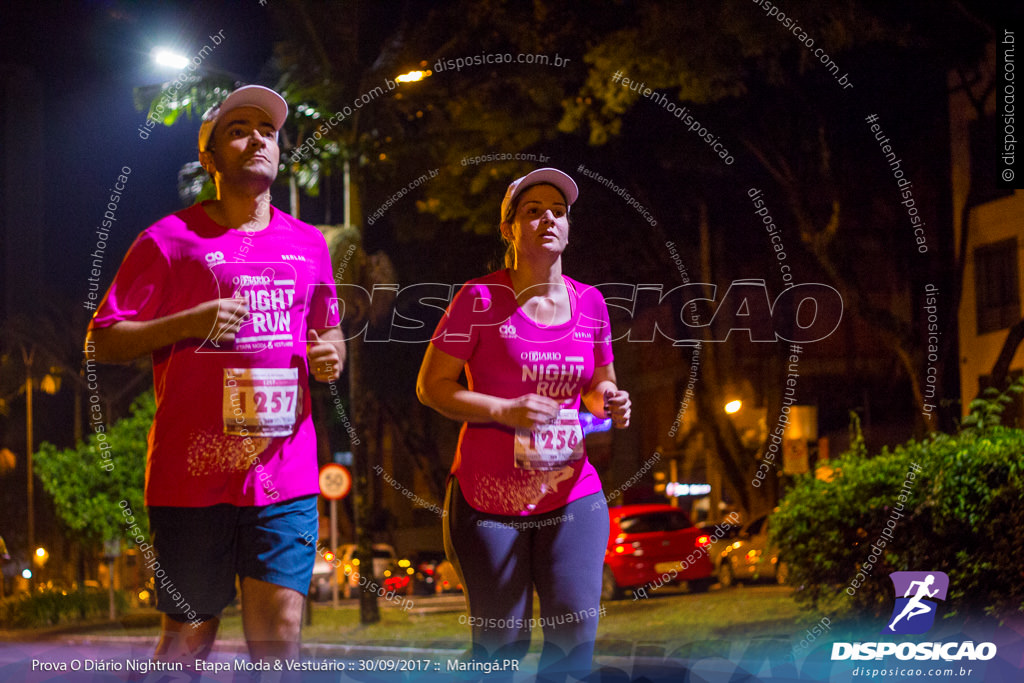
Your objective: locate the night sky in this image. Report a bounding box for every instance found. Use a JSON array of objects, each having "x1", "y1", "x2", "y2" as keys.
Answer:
[{"x1": 3, "y1": 1, "x2": 278, "y2": 304}]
